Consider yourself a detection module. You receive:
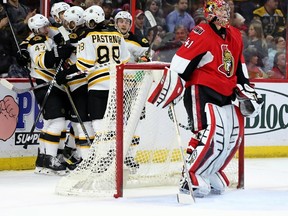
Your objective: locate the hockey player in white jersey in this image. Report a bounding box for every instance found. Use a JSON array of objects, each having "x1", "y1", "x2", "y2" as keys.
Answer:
[
  {"x1": 50, "y1": 2, "x2": 70, "y2": 27},
  {"x1": 27, "y1": 14, "x2": 75, "y2": 175},
  {"x1": 55, "y1": 5, "x2": 95, "y2": 161},
  {"x1": 76, "y1": 5, "x2": 130, "y2": 136},
  {"x1": 114, "y1": 11, "x2": 150, "y2": 62}
]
